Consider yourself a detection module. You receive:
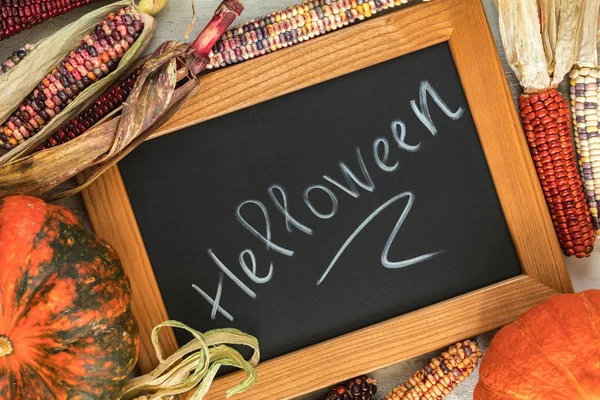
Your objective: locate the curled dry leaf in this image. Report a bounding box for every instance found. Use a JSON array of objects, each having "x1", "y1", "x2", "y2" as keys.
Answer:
[
  {"x1": 0, "y1": 0, "x2": 244, "y2": 199},
  {"x1": 122, "y1": 321, "x2": 259, "y2": 400}
]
